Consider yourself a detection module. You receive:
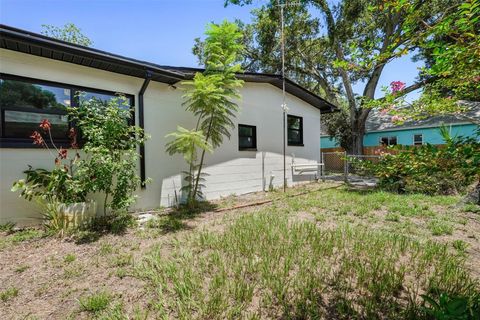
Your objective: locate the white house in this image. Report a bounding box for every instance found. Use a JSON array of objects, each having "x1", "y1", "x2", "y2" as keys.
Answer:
[{"x1": 0, "y1": 25, "x2": 336, "y2": 225}]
